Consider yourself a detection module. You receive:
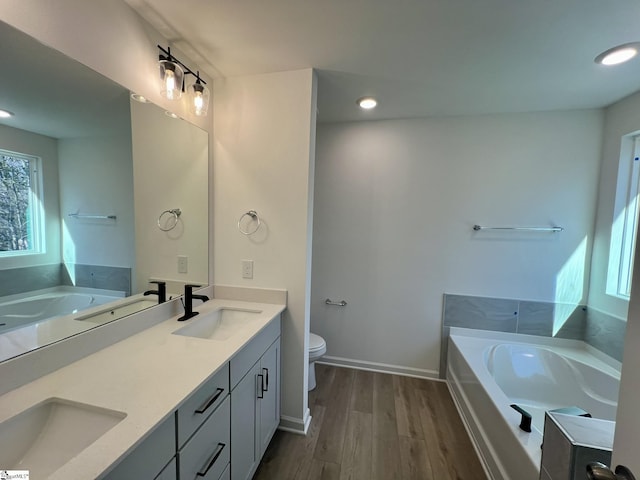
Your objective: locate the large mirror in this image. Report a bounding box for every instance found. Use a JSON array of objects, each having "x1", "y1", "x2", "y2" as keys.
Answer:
[{"x1": 0, "y1": 21, "x2": 209, "y2": 362}]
